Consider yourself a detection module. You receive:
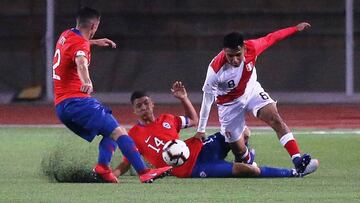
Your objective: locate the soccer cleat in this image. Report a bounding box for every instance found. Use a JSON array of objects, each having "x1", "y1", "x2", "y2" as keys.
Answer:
[
  {"x1": 294, "y1": 154, "x2": 312, "y2": 173},
  {"x1": 139, "y1": 166, "x2": 172, "y2": 183},
  {"x1": 93, "y1": 164, "x2": 119, "y2": 183},
  {"x1": 298, "y1": 159, "x2": 319, "y2": 177}
]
